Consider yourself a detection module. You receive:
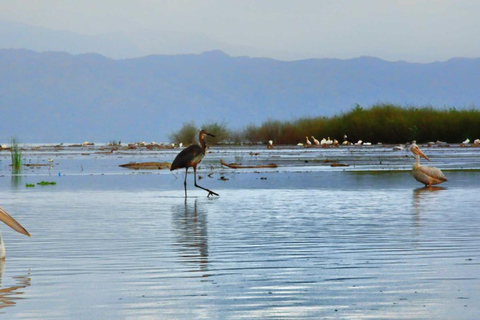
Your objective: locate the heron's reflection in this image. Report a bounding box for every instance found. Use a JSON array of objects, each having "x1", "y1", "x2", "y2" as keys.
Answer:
[
  {"x1": 171, "y1": 199, "x2": 209, "y2": 275},
  {"x1": 0, "y1": 260, "x2": 31, "y2": 310}
]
